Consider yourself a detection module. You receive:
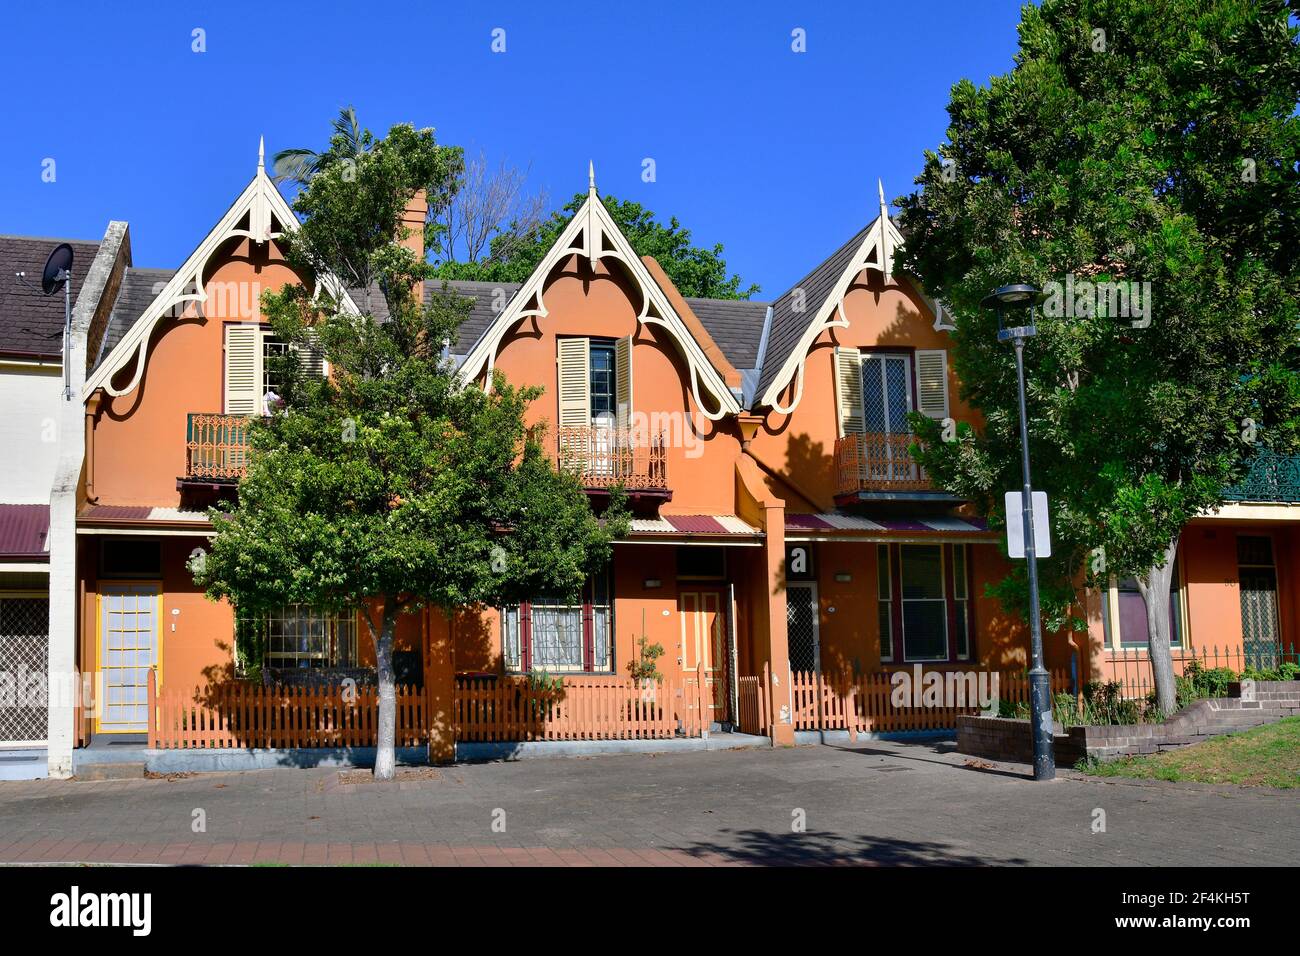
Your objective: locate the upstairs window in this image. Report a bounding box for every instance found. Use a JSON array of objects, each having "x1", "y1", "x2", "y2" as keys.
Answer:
[
  {"x1": 224, "y1": 324, "x2": 324, "y2": 417},
  {"x1": 557, "y1": 336, "x2": 633, "y2": 430}
]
